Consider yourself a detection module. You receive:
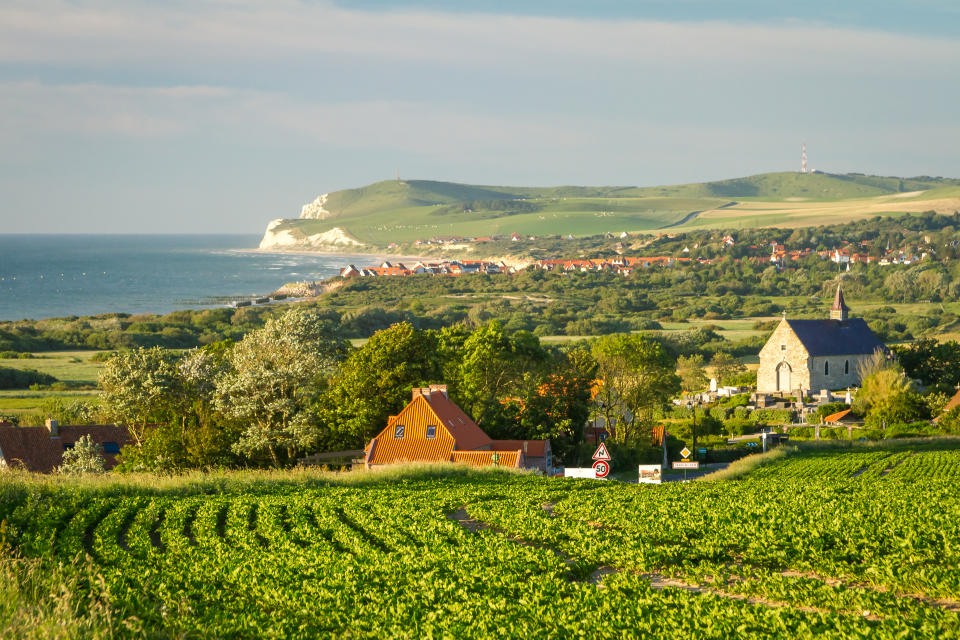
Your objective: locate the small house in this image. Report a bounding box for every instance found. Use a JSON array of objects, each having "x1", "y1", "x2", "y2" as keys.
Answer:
[{"x1": 364, "y1": 385, "x2": 549, "y2": 471}]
